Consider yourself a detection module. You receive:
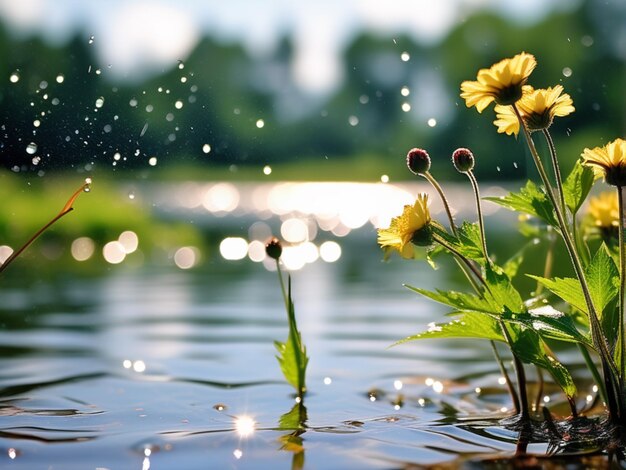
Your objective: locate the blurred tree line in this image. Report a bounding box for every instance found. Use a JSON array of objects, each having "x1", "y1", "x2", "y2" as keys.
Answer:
[{"x1": 0, "y1": 0, "x2": 623, "y2": 180}]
